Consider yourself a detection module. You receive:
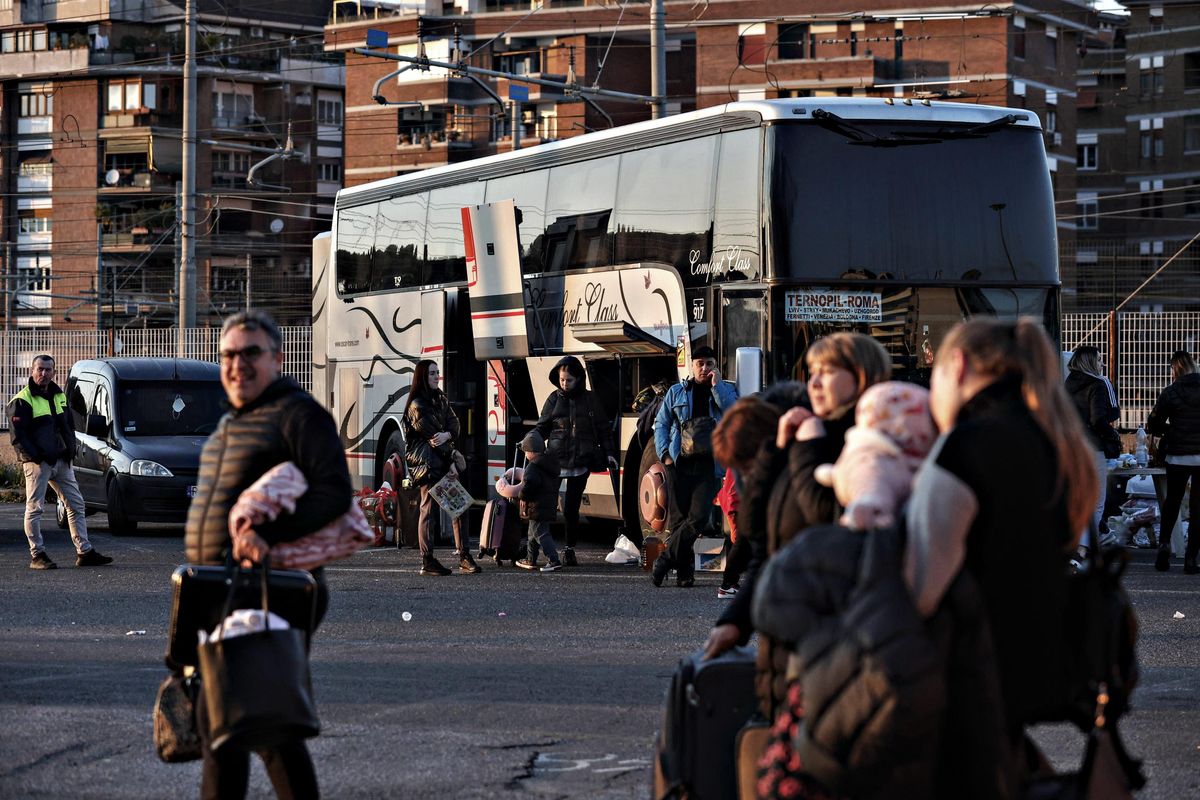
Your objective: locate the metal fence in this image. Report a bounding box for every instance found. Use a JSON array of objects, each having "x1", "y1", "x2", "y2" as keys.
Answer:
[
  {"x1": 1062, "y1": 312, "x2": 1200, "y2": 429},
  {"x1": 0, "y1": 327, "x2": 312, "y2": 429}
]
